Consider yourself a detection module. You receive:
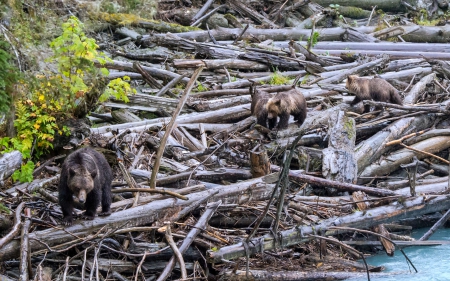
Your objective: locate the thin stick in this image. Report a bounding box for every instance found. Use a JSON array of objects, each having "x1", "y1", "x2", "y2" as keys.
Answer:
[
  {"x1": 149, "y1": 67, "x2": 204, "y2": 189},
  {"x1": 62, "y1": 256, "x2": 70, "y2": 281},
  {"x1": 0, "y1": 202, "x2": 24, "y2": 249},
  {"x1": 134, "y1": 251, "x2": 148, "y2": 281},
  {"x1": 366, "y1": 5, "x2": 377, "y2": 26},
  {"x1": 399, "y1": 143, "x2": 450, "y2": 165},
  {"x1": 163, "y1": 223, "x2": 187, "y2": 280}
]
